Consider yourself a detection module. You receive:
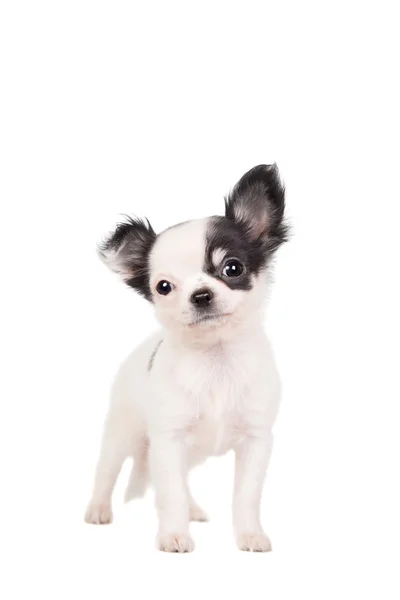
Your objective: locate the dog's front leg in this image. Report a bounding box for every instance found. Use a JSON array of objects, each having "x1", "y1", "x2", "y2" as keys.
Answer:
[
  {"x1": 150, "y1": 432, "x2": 193, "y2": 553},
  {"x1": 233, "y1": 432, "x2": 273, "y2": 552}
]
